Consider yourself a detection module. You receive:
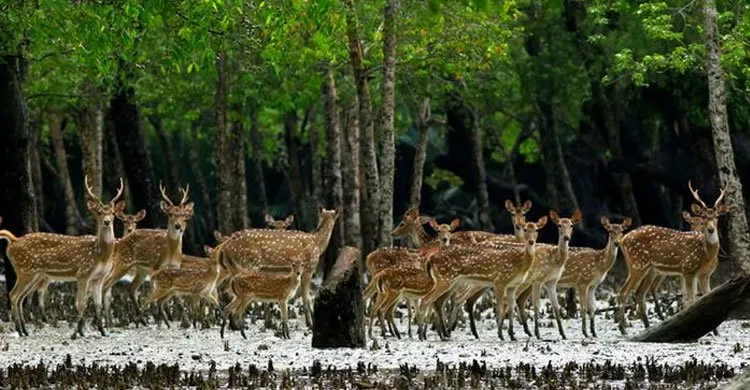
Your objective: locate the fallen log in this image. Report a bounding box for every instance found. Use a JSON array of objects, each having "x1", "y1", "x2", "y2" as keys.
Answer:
[
  {"x1": 311, "y1": 246, "x2": 366, "y2": 349},
  {"x1": 722, "y1": 368, "x2": 750, "y2": 390},
  {"x1": 630, "y1": 276, "x2": 750, "y2": 343}
]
